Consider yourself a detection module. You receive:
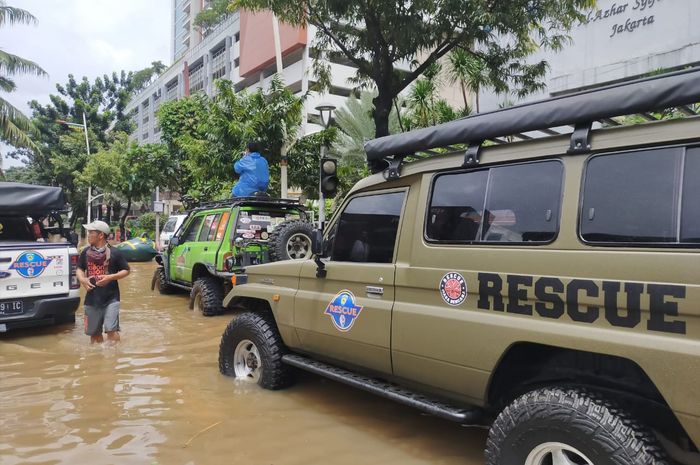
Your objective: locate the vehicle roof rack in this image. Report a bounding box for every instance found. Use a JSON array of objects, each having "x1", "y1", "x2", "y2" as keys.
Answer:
[
  {"x1": 192, "y1": 196, "x2": 304, "y2": 212},
  {"x1": 364, "y1": 67, "x2": 700, "y2": 176}
]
